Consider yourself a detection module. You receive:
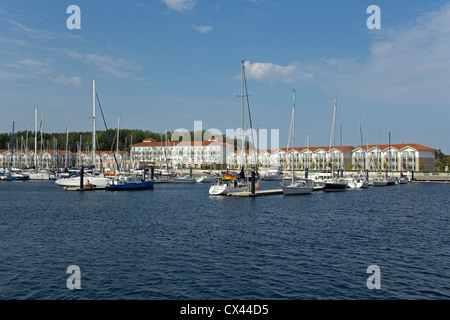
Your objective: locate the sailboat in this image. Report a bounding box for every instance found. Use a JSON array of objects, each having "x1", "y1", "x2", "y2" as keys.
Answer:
[
  {"x1": 372, "y1": 129, "x2": 387, "y2": 187},
  {"x1": 55, "y1": 80, "x2": 111, "y2": 189},
  {"x1": 323, "y1": 98, "x2": 348, "y2": 192},
  {"x1": 209, "y1": 59, "x2": 255, "y2": 195},
  {"x1": 348, "y1": 117, "x2": 368, "y2": 189},
  {"x1": 386, "y1": 131, "x2": 397, "y2": 185},
  {"x1": 282, "y1": 89, "x2": 313, "y2": 195},
  {"x1": 28, "y1": 108, "x2": 50, "y2": 180}
]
